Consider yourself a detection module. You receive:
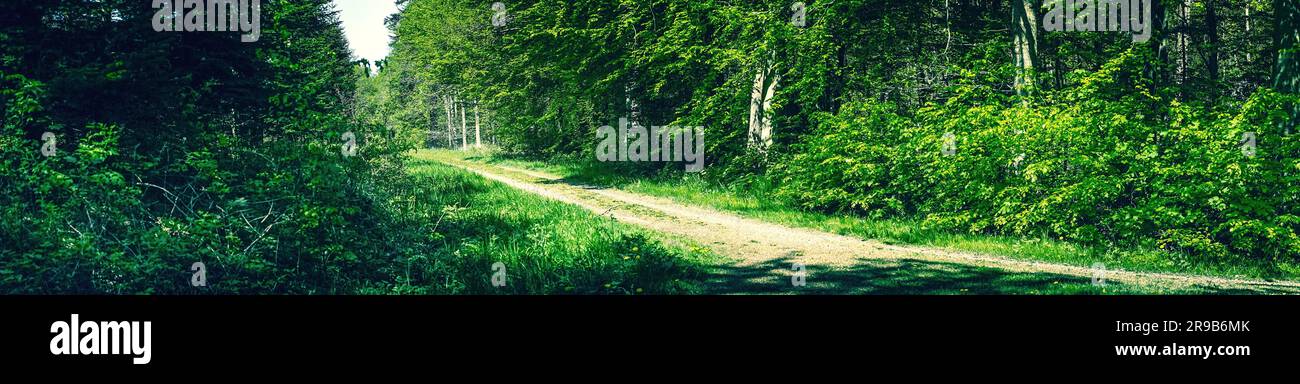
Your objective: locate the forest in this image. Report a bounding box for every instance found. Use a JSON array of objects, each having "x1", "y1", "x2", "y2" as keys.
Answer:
[{"x1": 2, "y1": 0, "x2": 1299, "y2": 294}]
